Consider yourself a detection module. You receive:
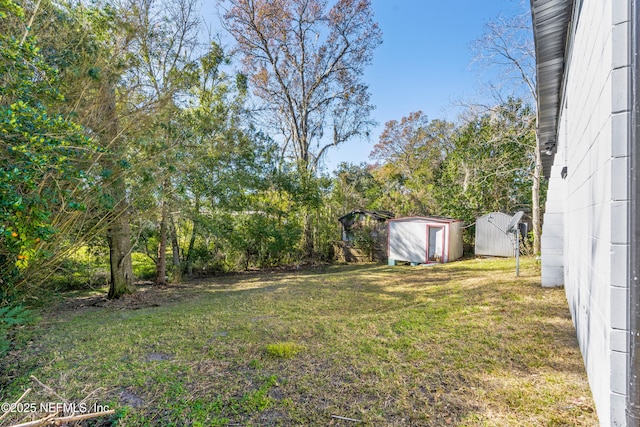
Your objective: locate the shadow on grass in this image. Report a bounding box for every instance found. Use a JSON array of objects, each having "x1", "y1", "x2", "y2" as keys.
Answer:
[{"x1": 2, "y1": 258, "x2": 593, "y2": 426}]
